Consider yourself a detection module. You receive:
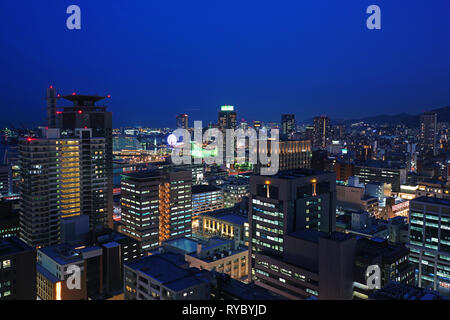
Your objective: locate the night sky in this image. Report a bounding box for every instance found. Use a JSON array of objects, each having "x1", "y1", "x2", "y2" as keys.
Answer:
[{"x1": 1, "y1": 0, "x2": 450, "y2": 128}]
